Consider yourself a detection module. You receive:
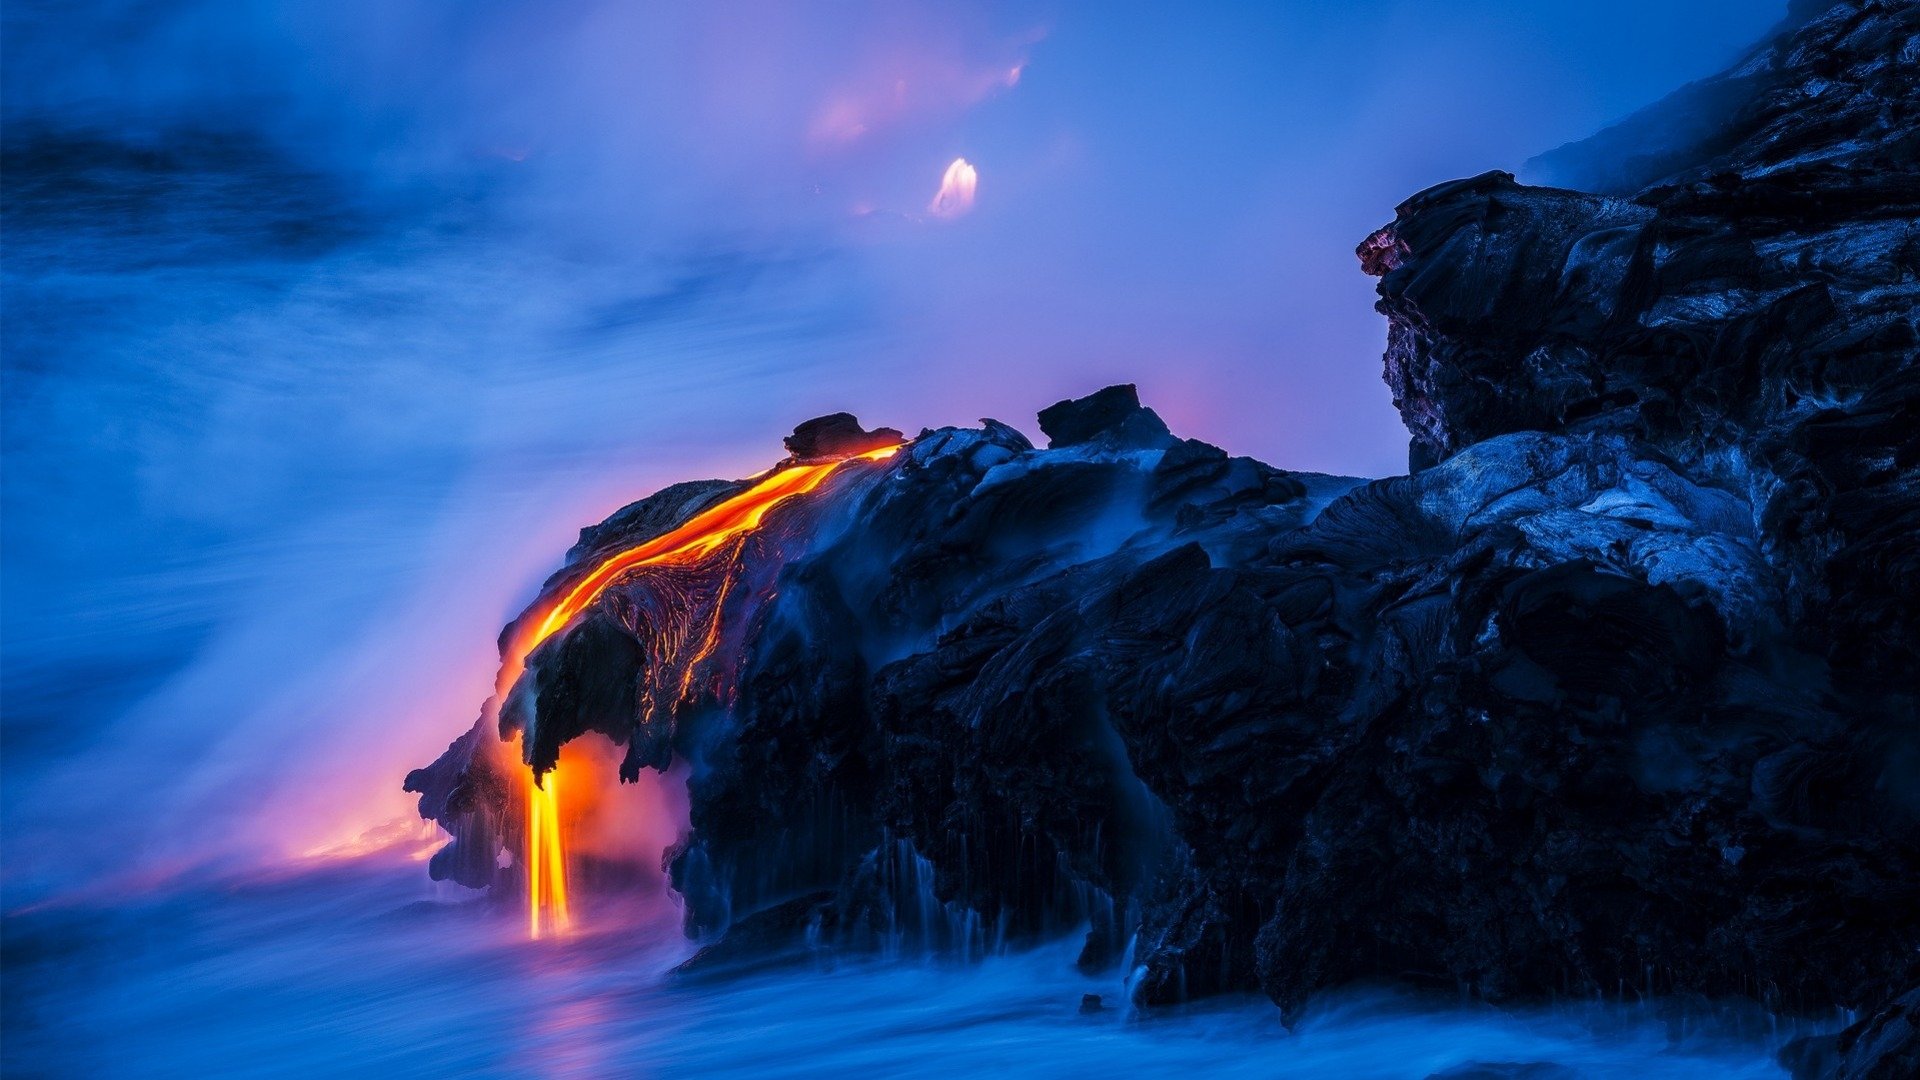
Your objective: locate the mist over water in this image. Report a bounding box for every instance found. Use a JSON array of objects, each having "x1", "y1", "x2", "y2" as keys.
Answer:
[
  {"x1": 3, "y1": 1, "x2": 1800, "y2": 1075},
  {"x1": 6, "y1": 859, "x2": 1807, "y2": 1079}
]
